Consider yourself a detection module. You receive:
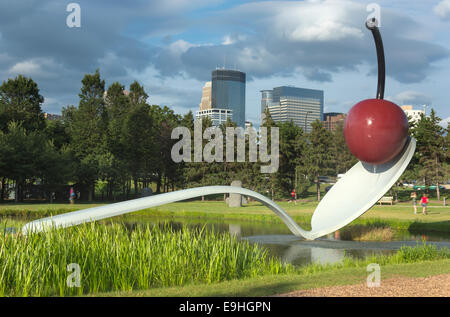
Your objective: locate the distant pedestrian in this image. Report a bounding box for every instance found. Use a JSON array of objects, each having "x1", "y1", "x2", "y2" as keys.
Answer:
[
  {"x1": 69, "y1": 187, "x2": 76, "y2": 204},
  {"x1": 290, "y1": 189, "x2": 297, "y2": 205},
  {"x1": 421, "y1": 194, "x2": 429, "y2": 215},
  {"x1": 411, "y1": 191, "x2": 417, "y2": 214}
]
